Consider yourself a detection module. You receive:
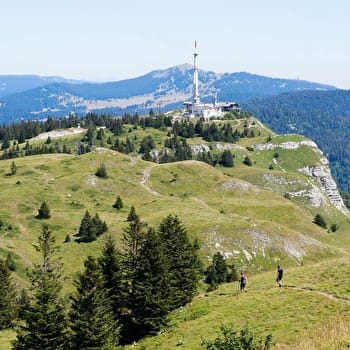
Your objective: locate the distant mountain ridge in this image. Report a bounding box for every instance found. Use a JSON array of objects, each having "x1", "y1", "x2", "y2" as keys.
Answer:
[
  {"x1": 0, "y1": 75, "x2": 83, "y2": 98},
  {"x1": 0, "y1": 66, "x2": 335, "y2": 124}
]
